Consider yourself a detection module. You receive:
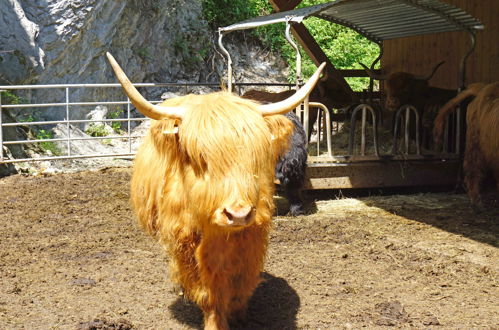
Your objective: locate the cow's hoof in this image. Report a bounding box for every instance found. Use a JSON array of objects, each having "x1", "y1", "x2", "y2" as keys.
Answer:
[
  {"x1": 229, "y1": 309, "x2": 247, "y2": 326},
  {"x1": 289, "y1": 204, "x2": 305, "y2": 216}
]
